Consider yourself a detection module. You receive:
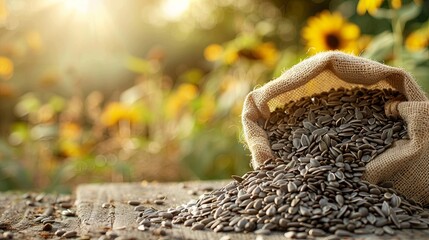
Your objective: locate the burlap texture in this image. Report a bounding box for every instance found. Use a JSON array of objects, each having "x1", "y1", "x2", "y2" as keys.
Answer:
[{"x1": 241, "y1": 51, "x2": 429, "y2": 205}]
